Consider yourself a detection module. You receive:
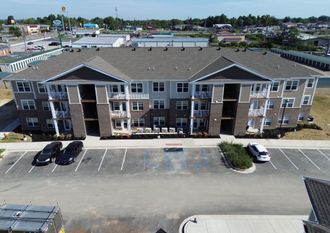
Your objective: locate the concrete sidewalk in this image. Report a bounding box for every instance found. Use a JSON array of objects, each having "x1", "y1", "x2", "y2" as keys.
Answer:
[
  {"x1": 179, "y1": 215, "x2": 306, "y2": 233},
  {"x1": 0, "y1": 138, "x2": 329, "y2": 151}
]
